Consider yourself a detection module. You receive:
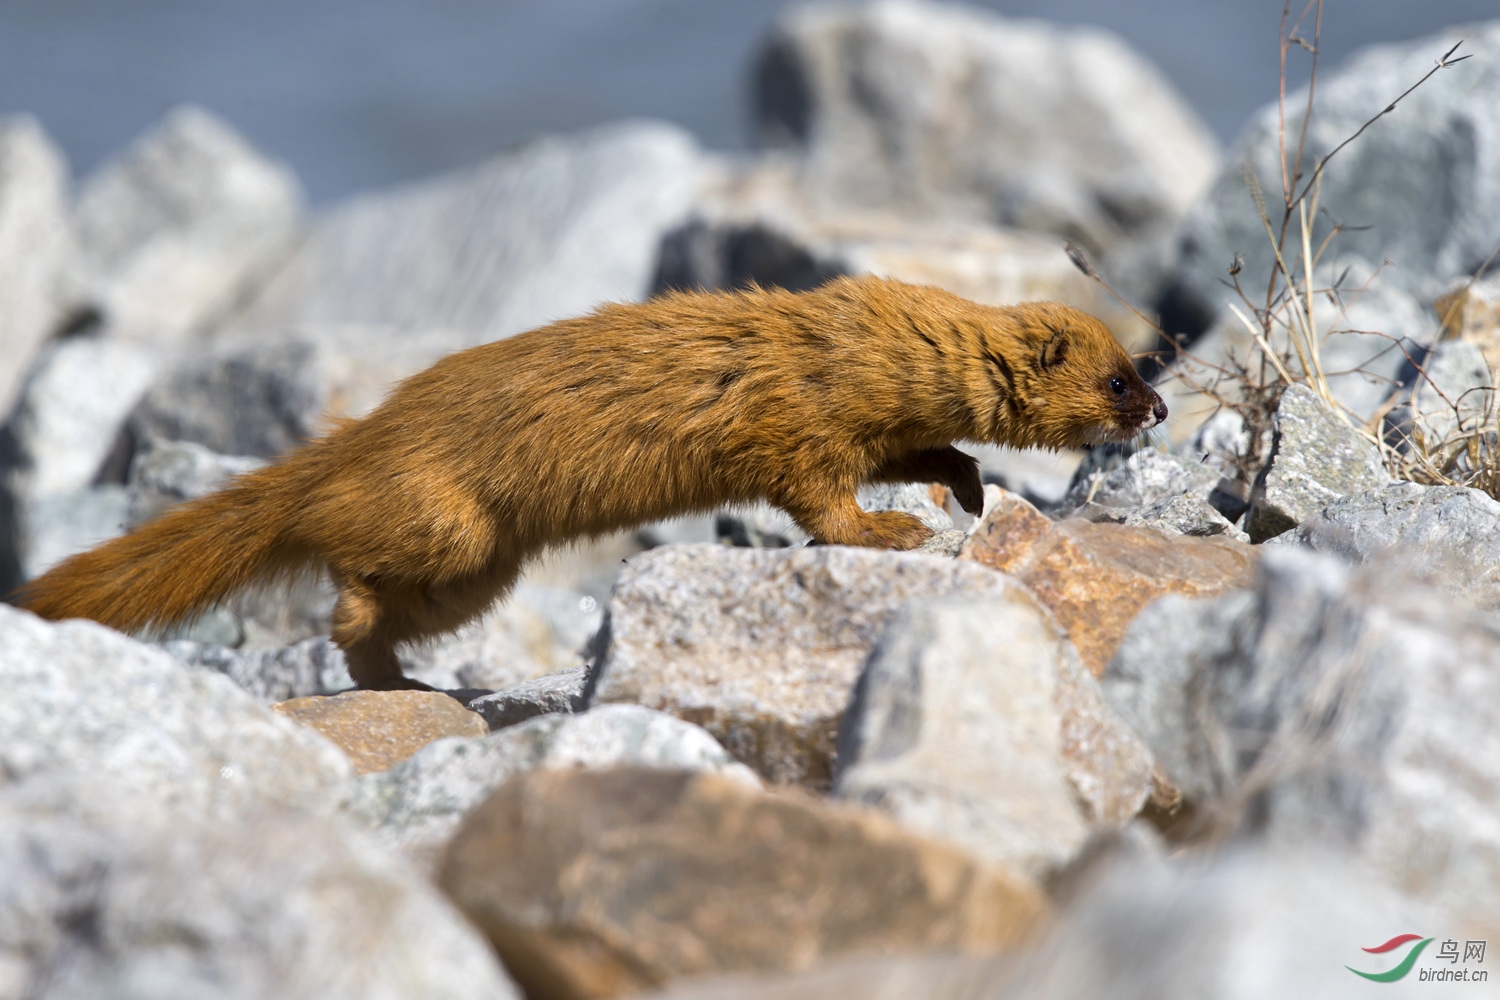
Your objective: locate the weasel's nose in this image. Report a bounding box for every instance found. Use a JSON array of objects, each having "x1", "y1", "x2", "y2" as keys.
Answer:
[{"x1": 1151, "y1": 395, "x2": 1168, "y2": 425}]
